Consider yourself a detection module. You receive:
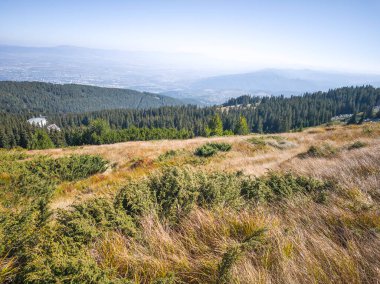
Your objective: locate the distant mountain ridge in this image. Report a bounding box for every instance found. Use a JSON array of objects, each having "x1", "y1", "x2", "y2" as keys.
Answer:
[
  {"x1": 188, "y1": 69, "x2": 380, "y2": 98},
  {"x1": 0, "y1": 81, "x2": 183, "y2": 114}
]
